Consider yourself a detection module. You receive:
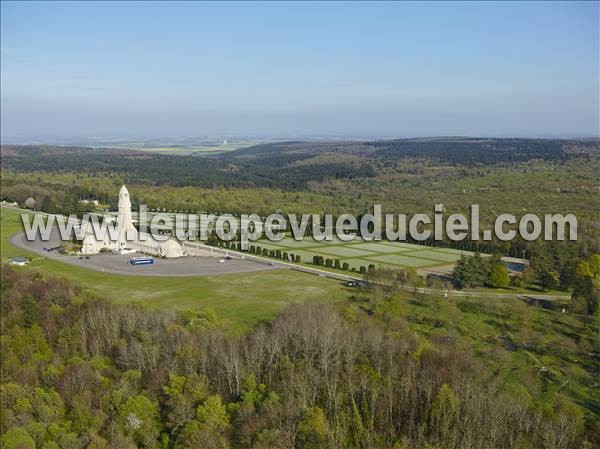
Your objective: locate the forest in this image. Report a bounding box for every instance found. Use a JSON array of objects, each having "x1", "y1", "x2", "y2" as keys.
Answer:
[
  {"x1": 2, "y1": 1, "x2": 598, "y2": 448},
  {"x1": 2, "y1": 138, "x2": 599, "y2": 190},
  {"x1": 2, "y1": 138, "x2": 599, "y2": 293},
  {"x1": 1, "y1": 265, "x2": 597, "y2": 449},
  {"x1": 0, "y1": 145, "x2": 376, "y2": 190},
  {"x1": 0, "y1": 139, "x2": 599, "y2": 448}
]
